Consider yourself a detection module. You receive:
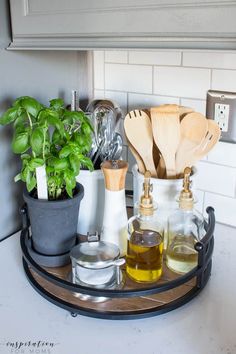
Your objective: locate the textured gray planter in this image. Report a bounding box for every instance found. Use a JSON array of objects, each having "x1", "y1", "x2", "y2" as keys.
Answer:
[{"x1": 23, "y1": 183, "x2": 84, "y2": 259}]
